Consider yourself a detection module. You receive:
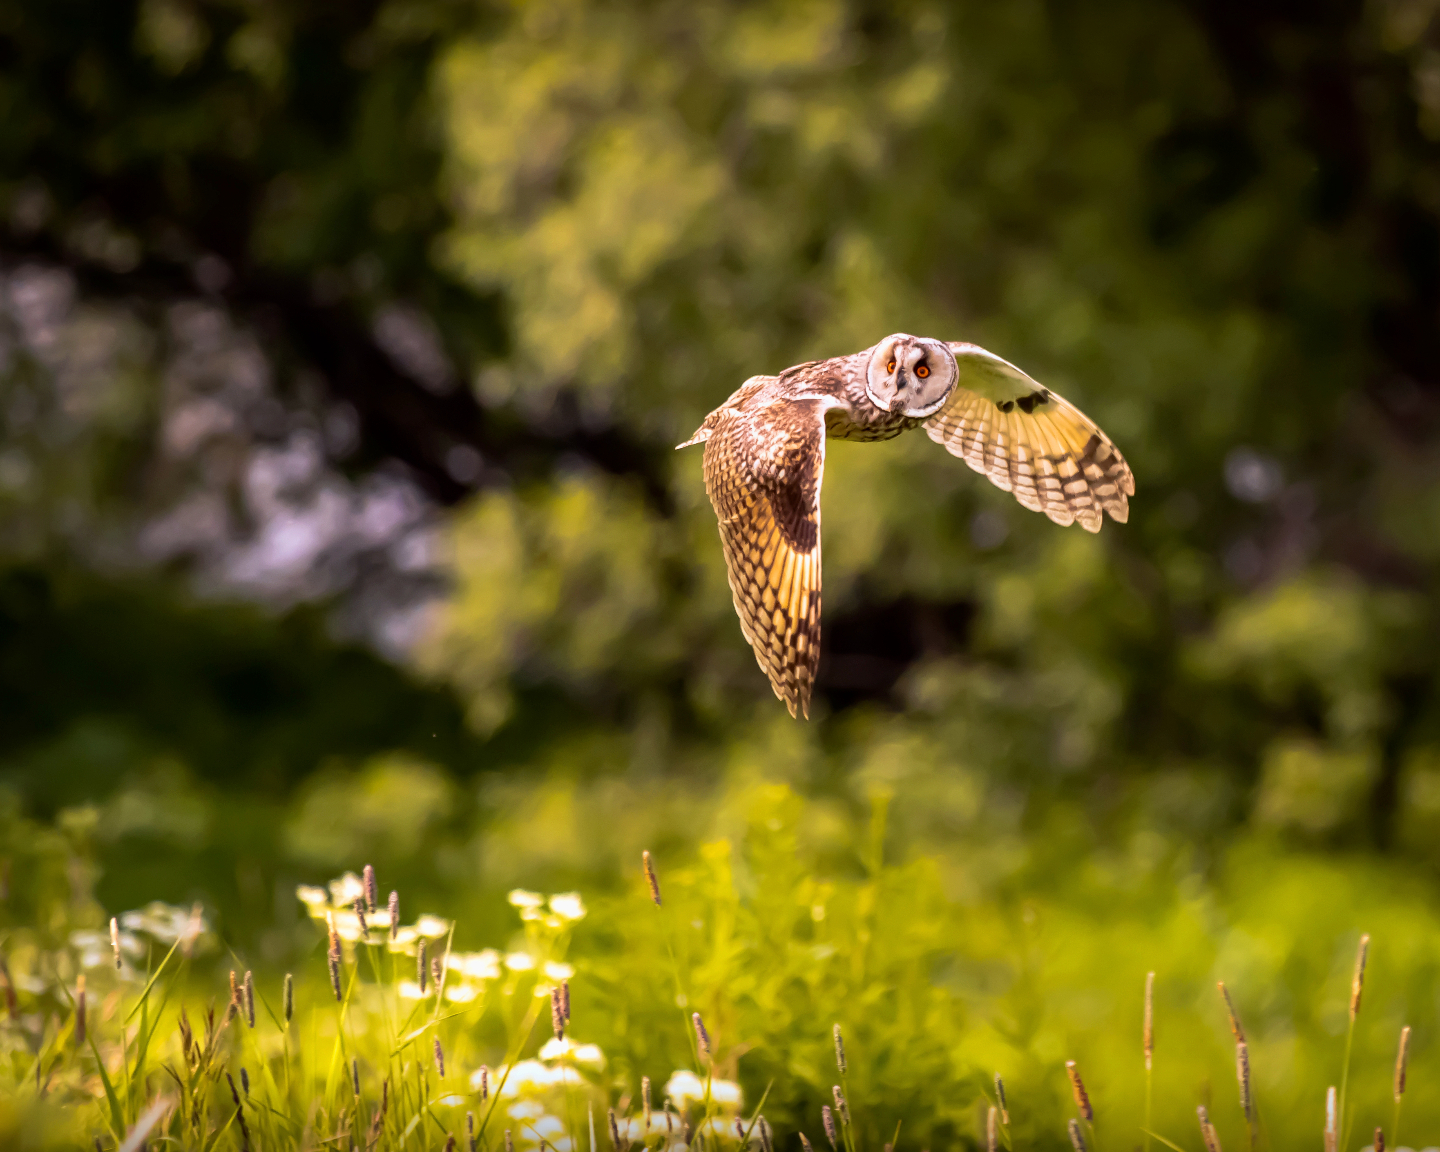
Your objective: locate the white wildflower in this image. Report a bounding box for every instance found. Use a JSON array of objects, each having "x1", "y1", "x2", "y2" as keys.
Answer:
[
  {"x1": 507, "y1": 889, "x2": 544, "y2": 909},
  {"x1": 328, "y1": 872, "x2": 366, "y2": 907},
  {"x1": 505, "y1": 952, "x2": 536, "y2": 972},
  {"x1": 296, "y1": 885, "x2": 328, "y2": 908},
  {"x1": 543, "y1": 961, "x2": 574, "y2": 981},
  {"x1": 549, "y1": 893, "x2": 586, "y2": 921}
]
